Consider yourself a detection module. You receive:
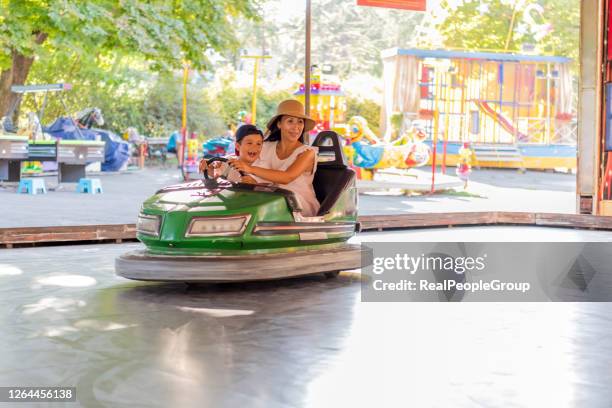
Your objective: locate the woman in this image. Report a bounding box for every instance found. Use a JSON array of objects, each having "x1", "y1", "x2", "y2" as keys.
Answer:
[{"x1": 229, "y1": 99, "x2": 320, "y2": 217}]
